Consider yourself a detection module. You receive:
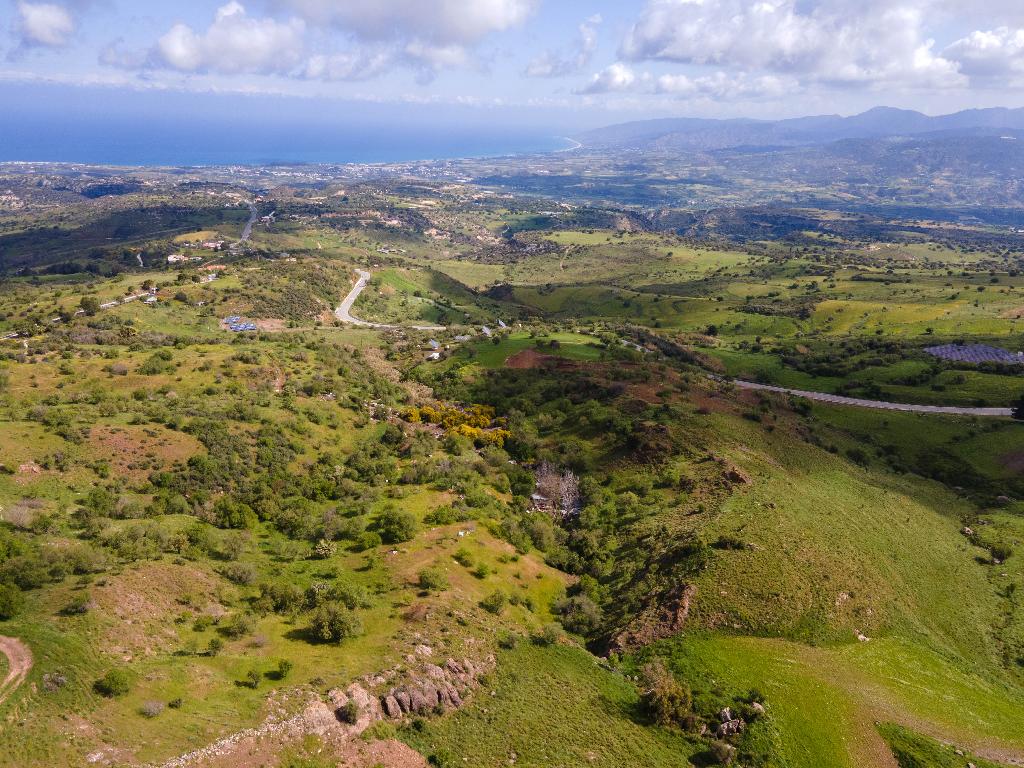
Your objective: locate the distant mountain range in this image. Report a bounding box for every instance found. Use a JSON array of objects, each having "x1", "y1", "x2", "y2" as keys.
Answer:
[{"x1": 576, "y1": 106, "x2": 1024, "y2": 152}]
